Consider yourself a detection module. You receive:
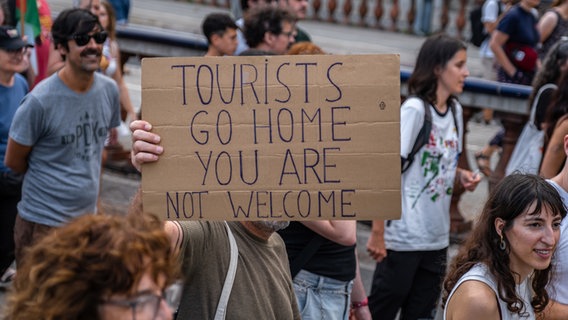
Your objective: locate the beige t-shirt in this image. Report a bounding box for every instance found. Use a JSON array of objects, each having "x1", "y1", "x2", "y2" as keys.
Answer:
[{"x1": 177, "y1": 221, "x2": 301, "y2": 319}]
